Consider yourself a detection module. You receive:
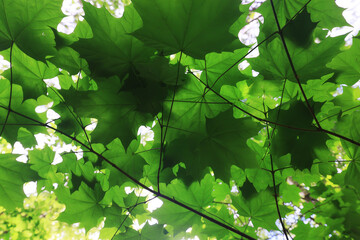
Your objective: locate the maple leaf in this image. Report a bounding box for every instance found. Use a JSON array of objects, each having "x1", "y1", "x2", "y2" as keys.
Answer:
[
  {"x1": 0, "y1": 1, "x2": 358, "y2": 239},
  {"x1": 132, "y1": 0, "x2": 243, "y2": 58},
  {"x1": 0, "y1": 0, "x2": 64, "y2": 60},
  {"x1": 164, "y1": 109, "x2": 261, "y2": 183},
  {"x1": 0, "y1": 154, "x2": 39, "y2": 210}
]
